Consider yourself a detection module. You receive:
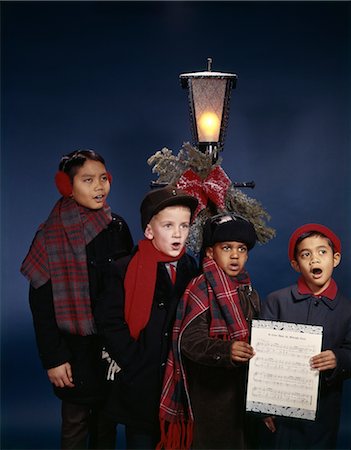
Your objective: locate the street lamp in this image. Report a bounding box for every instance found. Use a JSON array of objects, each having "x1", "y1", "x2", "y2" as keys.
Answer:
[
  {"x1": 148, "y1": 59, "x2": 272, "y2": 253},
  {"x1": 180, "y1": 58, "x2": 237, "y2": 162}
]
